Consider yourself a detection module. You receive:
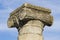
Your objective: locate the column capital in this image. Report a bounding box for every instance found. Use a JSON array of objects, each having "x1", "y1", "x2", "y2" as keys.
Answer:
[{"x1": 7, "y1": 3, "x2": 53, "y2": 28}]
